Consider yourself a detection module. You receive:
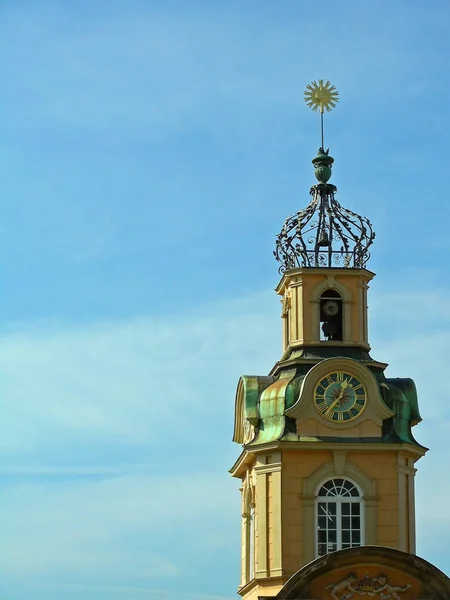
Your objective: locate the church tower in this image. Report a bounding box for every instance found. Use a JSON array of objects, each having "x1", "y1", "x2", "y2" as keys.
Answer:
[{"x1": 230, "y1": 82, "x2": 434, "y2": 600}]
